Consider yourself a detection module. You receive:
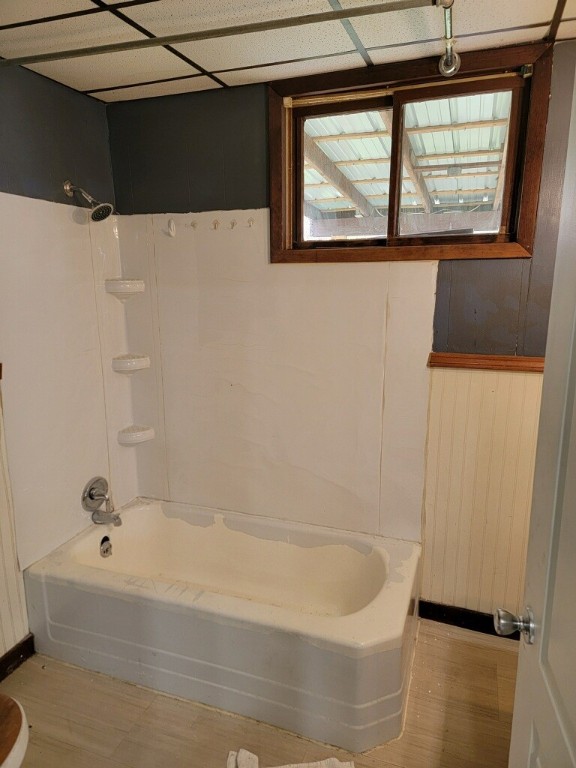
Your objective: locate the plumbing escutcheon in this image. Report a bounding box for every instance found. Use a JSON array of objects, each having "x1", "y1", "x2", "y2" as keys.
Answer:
[{"x1": 81, "y1": 476, "x2": 109, "y2": 512}]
